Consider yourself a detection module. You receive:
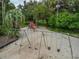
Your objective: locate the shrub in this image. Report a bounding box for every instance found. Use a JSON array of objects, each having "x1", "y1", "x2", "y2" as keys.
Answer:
[
  {"x1": 0, "y1": 25, "x2": 5, "y2": 36},
  {"x1": 48, "y1": 15, "x2": 56, "y2": 27},
  {"x1": 68, "y1": 13, "x2": 79, "y2": 29},
  {"x1": 55, "y1": 12, "x2": 73, "y2": 28},
  {"x1": 49, "y1": 11, "x2": 79, "y2": 30},
  {"x1": 3, "y1": 9, "x2": 25, "y2": 37}
]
